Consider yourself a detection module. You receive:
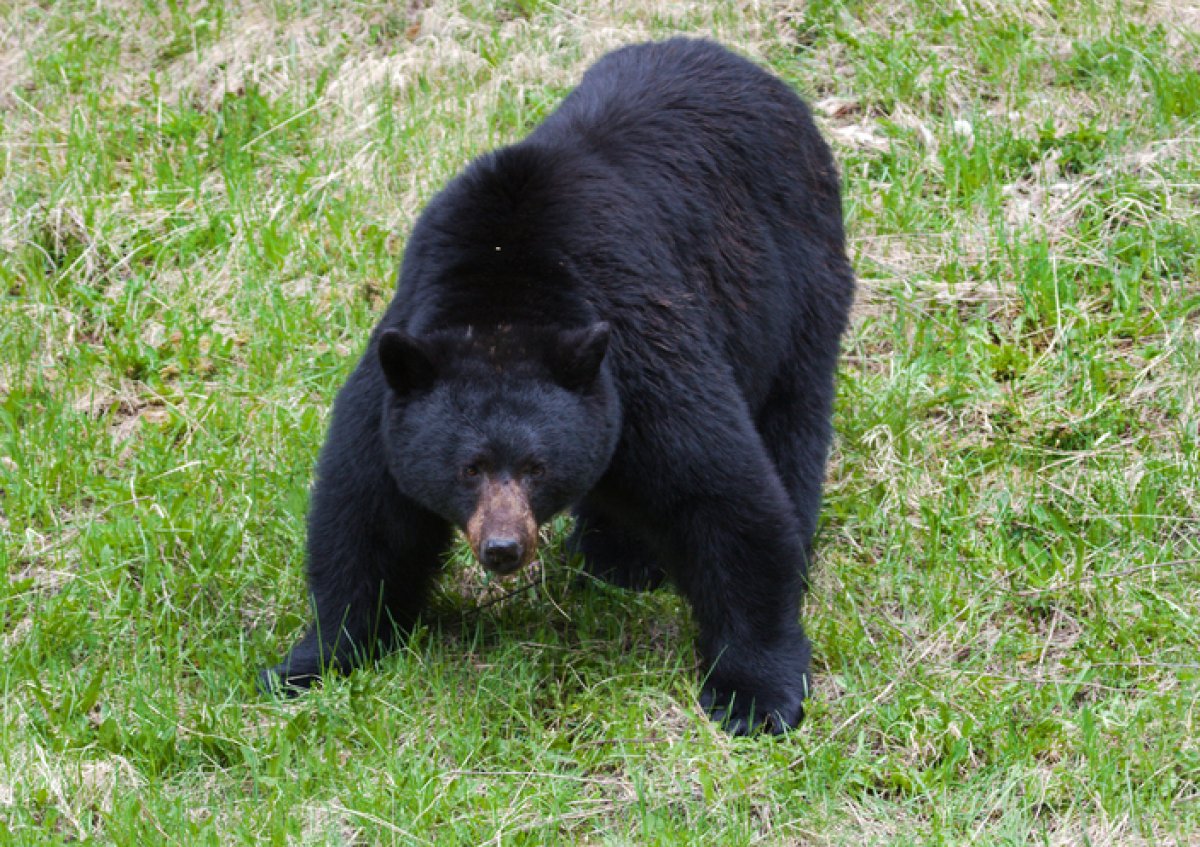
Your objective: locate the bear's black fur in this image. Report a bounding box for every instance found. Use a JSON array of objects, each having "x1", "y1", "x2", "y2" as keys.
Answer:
[{"x1": 260, "y1": 38, "x2": 854, "y2": 735}]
